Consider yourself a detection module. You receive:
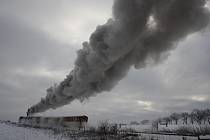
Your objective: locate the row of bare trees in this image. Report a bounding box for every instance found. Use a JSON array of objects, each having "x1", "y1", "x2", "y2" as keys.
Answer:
[{"x1": 156, "y1": 109, "x2": 210, "y2": 125}]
